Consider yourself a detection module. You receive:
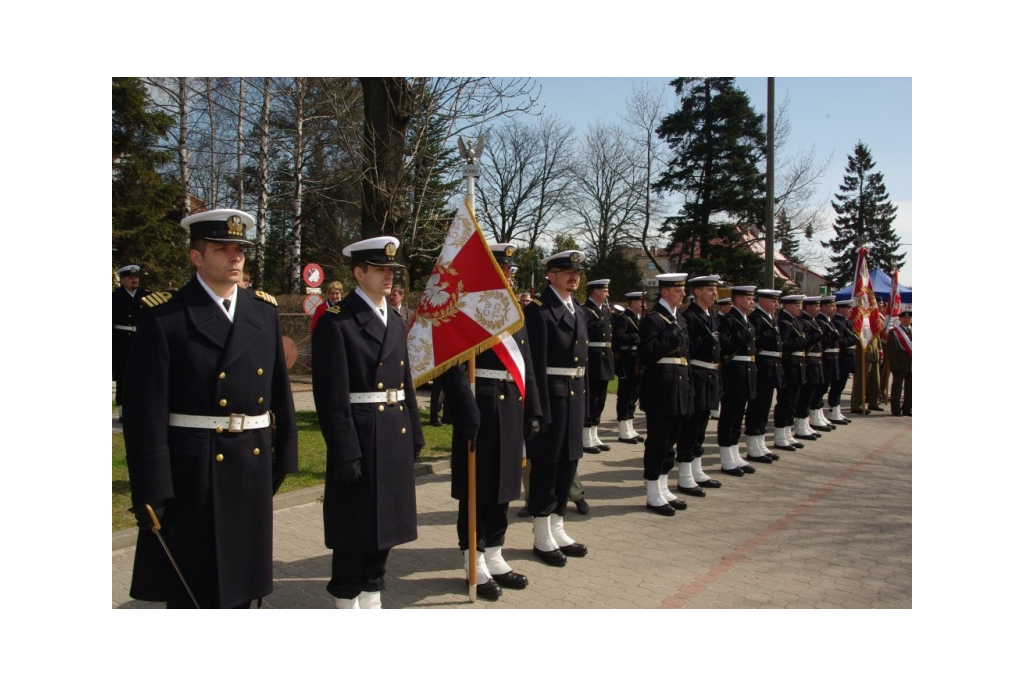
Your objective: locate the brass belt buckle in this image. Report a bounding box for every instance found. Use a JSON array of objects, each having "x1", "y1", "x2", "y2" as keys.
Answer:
[
  {"x1": 386, "y1": 389, "x2": 399, "y2": 406},
  {"x1": 228, "y1": 413, "x2": 246, "y2": 432}
]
